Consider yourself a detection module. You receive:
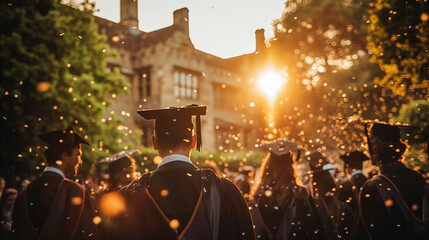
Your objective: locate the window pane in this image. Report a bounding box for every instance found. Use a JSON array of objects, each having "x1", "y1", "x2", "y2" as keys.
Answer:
[
  {"x1": 186, "y1": 75, "x2": 192, "y2": 87},
  {"x1": 193, "y1": 76, "x2": 198, "y2": 88},
  {"x1": 180, "y1": 87, "x2": 185, "y2": 97},
  {"x1": 180, "y1": 72, "x2": 186, "y2": 86},
  {"x1": 186, "y1": 88, "x2": 191, "y2": 98},
  {"x1": 192, "y1": 90, "x2": 197, "y2": 100},
  {"x1": 174, "y1": 71, "x2": 179, "y2": 84},
  {"x1": 174, "y1": 86, "x2": 179, "y2": 97}
]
